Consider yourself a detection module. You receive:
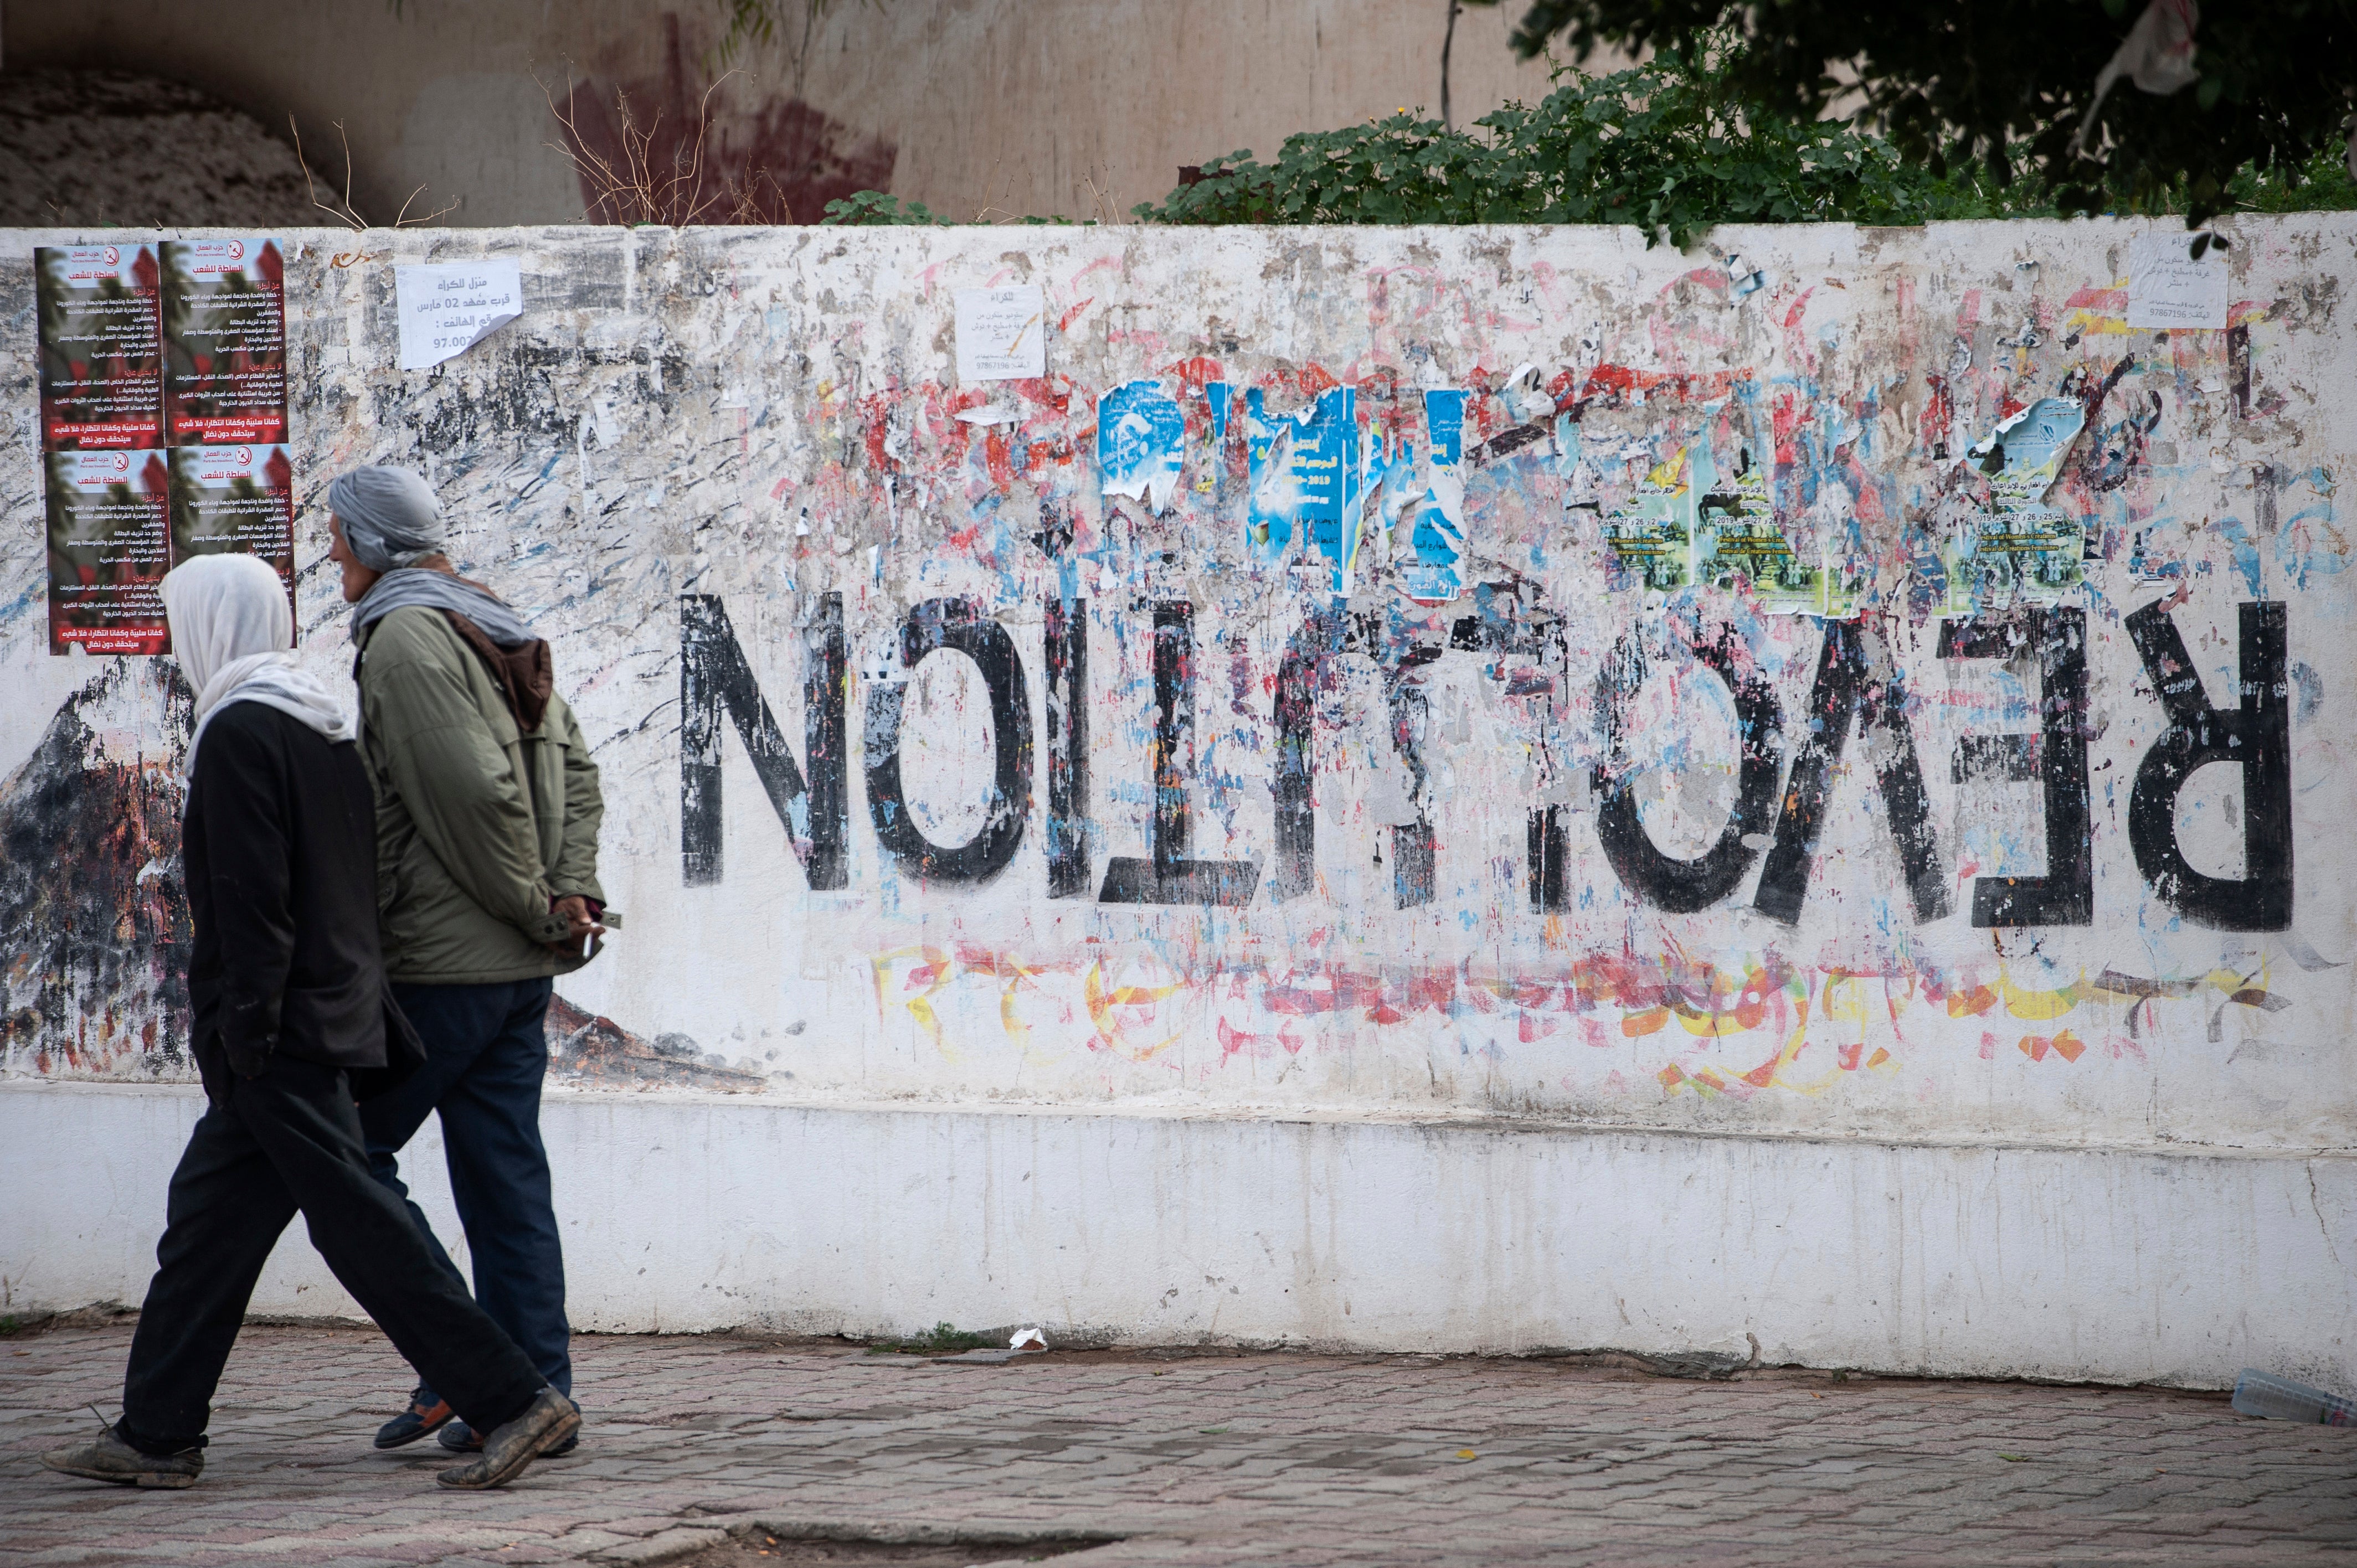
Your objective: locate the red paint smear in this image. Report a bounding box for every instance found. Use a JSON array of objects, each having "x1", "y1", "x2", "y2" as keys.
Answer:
[
  {"x1": 1771, "y1": 390, "x2": 1812, "y2": 467},
  {"x1": 1164, "y1": 355, "x2": 1226, "y2": 394},
  {"x1": 859, "y1": 394, "x2": 893, "y2": 471},
  {"x1": 1577, "y1": 363, "x2": 1750, "y2": 406},
  {"x1": 1057, "y1": 298, "x2": 1095, "y2": 334},
  {"x1": 559, "y1": 15, "x2": 892, "y2": 224},
  {"x1": 1272, "y1": 363, "x2": 1341, "y2": 401}
]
